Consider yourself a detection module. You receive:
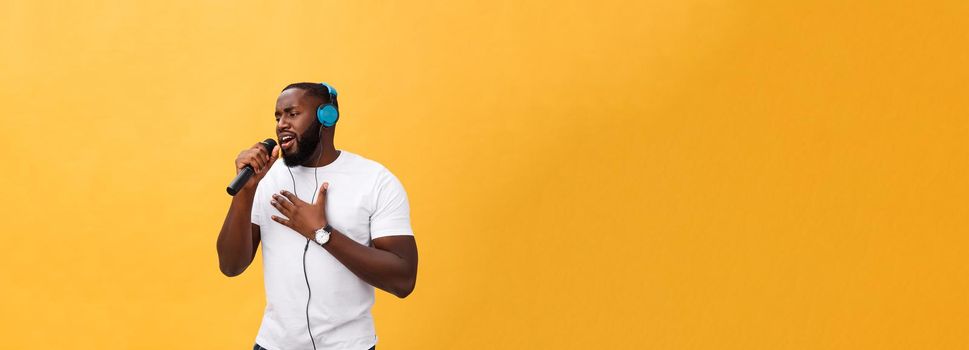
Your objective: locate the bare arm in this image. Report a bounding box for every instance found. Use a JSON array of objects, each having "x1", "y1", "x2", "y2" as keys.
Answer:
[
  {"x1": 216, "y1": 191, "x2": 262, "y2": 277},
  {"x1": 269, "y1": 184, "x2": 419, "y2": 298},
  {"x1": 216, "y1": 142, "x2": 279, "y2": 277},
  {"x1": 319, "y1": 232, "x2": 418, "y2": 298}
]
